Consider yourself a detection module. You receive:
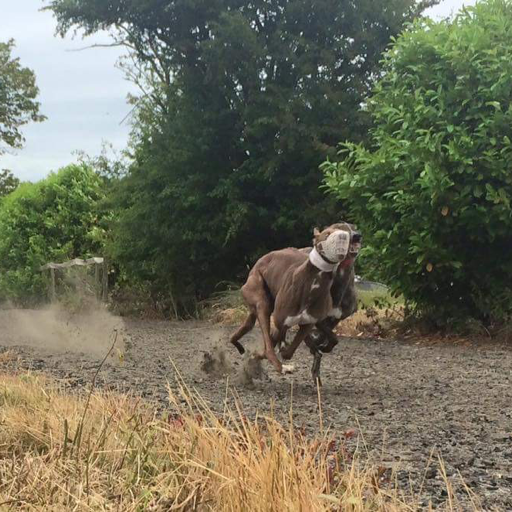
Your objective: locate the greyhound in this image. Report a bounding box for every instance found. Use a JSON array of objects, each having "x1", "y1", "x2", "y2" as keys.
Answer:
[
  {"x1": 229, "y1": 223, "x2": 360, "y2": 374},
  {"x1": 300, "y1": 241, "x2": 359, "y2": 385}
]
